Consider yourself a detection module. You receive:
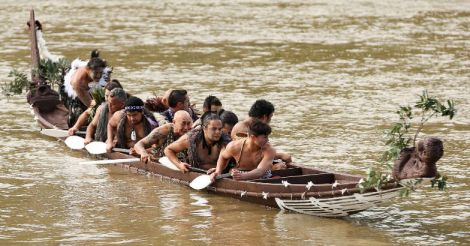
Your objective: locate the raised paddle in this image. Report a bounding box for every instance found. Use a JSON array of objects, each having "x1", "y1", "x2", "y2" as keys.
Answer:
[
  {"x1": 41, "y1": 128, "x2": 86, "y2": 138},
  {"x1": 84, "y1": 141, "x2": 130, "y2": 155},
  {"x1": 79, "y1": 158, "x2": 139, "y2": 165},
  {"x1": 189, "y1": 173, "x2": 232, "y2": 190}
]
